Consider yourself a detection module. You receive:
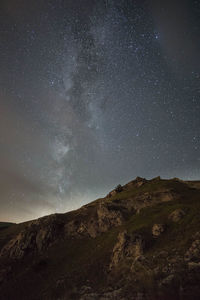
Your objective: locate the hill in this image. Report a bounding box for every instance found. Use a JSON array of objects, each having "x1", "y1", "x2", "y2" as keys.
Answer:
[
  {"x1": 0, "y1": 222, "x2": 15, "y2": 230},
  {"x1": 1, "y1": 177, "x2": 200, "y2": 299}
]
